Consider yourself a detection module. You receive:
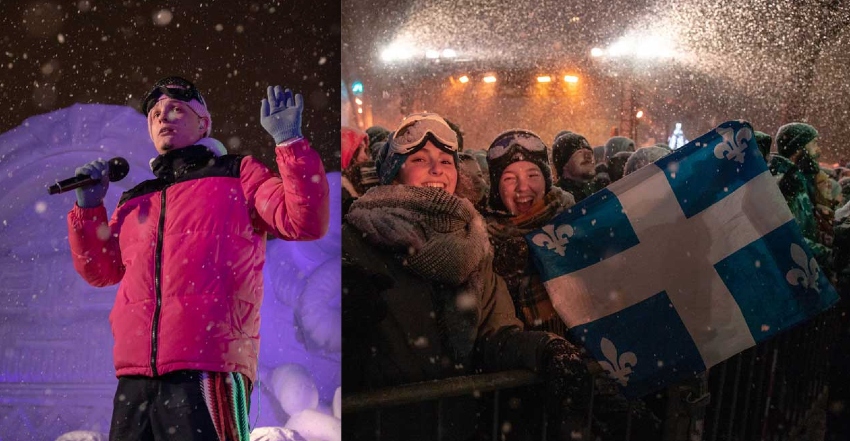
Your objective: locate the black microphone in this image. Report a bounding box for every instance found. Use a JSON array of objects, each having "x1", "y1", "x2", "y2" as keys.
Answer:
[{"x1": 48, "y1": 157, "x2": 130, "y2": 195}]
